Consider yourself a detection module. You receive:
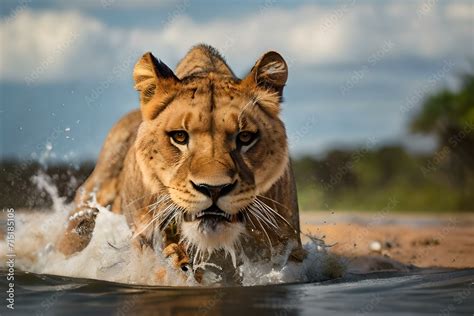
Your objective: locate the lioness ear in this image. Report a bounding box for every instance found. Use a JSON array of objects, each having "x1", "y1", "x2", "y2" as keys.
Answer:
[
  {"x1": 133, "y1": 52, "x2": 178, "y2": 119},
  {"x1": 243, "y1": 51, "x2": 288, "y2": 95}
]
